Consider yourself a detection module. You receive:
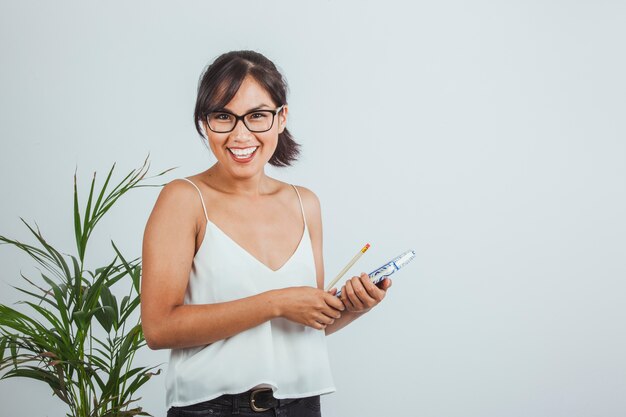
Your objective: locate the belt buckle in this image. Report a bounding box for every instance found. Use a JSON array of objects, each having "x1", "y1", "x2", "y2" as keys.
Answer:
[{"x1": 250, "y1": 388, "x2": 273, "y2": 412}]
